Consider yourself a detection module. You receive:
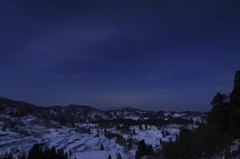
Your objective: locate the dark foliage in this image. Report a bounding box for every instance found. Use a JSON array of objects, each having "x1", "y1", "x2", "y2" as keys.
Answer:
[
  {"x1": 229, "y1": 70, "x2": 240, "y2": 138},
  {"x1": 117, "y1": 153, "x2": 122, "y2": 159},
  {"x1": 128, "y1": 142, "x2": 133, "y2": 149},
  {"x1": 135, "y1": 140, "x2": 154, "y2": 159},
  {"x1": 27, "y1": 144, "x2": 68, "y2": 159},
  {"x1": 3, "y1": 153, "x2": 13, "y2": 159},
  {"x1": 100, "y1": 144, "x2": 104, "y2": 151},
  {"x1": 93, "y1": 117, "x2": 194, "y2": 128},
  {"x1": 156, "y1": 70, "x2": 240, "y2": 159}
]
